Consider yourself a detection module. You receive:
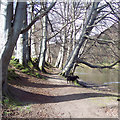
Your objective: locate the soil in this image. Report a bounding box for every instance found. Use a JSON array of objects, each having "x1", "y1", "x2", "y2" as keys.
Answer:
[{"x1": 2, "y1": 67, "x2": 119, "y2": 119}]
